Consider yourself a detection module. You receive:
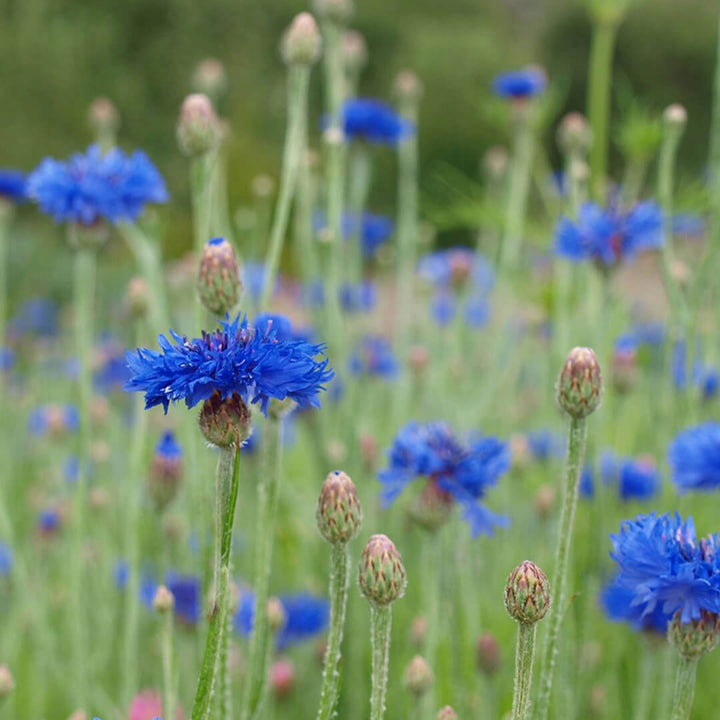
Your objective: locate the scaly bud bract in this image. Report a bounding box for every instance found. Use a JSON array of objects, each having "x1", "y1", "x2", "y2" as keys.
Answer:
[
  {"x1": 197, "y1": 237, "x2": 241, "y2": 316},
  {"x1": 177, "y1": 93, "x2": 220, "y2": 157},
  {"x1": 316, "y1": 470, "x2": 363, "y2": 545},
  {"x1": 504, "y1": 560, "x2": 551, "y2": 624},
  {"x1": 668, "y1": 610, "x2": 720, "y2": 659},
  {"x1": 557, "y1": 347, "x2": 602, "y2": 419},
  {"x1": 153, "y1": 584, "x2": 175, "y2": 613},
  {"x1": 199, "y1": 390, "x2": 252, "y2": 448},
  {"x1": 358, "y1": 534, "x2": 407, "y2": 607},
  {"x1": 403, "y1": 655, "x2": 433, "y2": 697}
]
